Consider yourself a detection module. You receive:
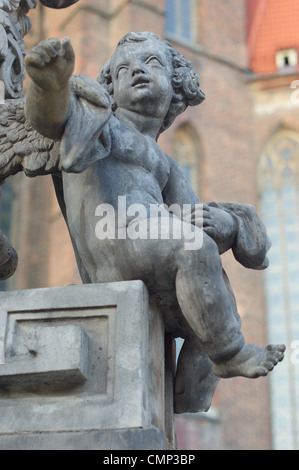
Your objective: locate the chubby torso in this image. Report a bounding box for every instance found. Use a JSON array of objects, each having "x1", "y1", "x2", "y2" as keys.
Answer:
[
  {"x1": 61, "y1": 114, "x2": 172, "y2": 281},
  {"x1": 96, "y1": 114, "x2": 171, "y2": 209}
]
